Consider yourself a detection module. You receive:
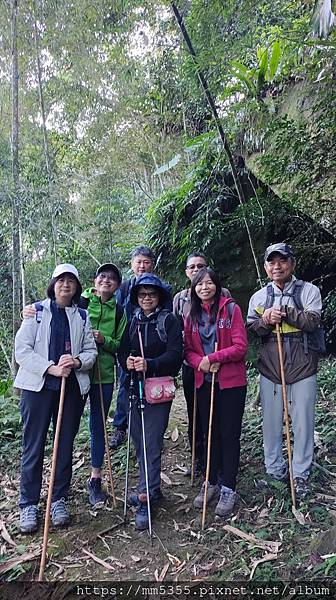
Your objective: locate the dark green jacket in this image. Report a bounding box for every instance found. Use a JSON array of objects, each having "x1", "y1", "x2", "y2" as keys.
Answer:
[{"x1": 82, "y1": 288, "x2": 127, "y2": 384}]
